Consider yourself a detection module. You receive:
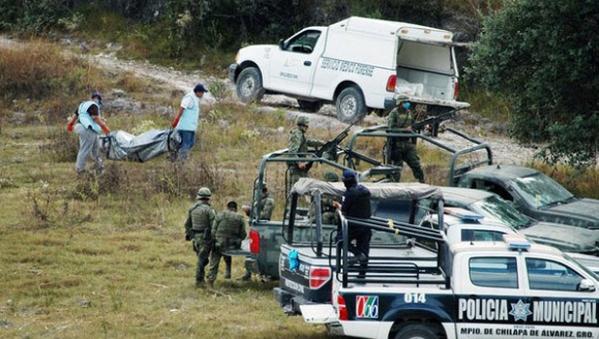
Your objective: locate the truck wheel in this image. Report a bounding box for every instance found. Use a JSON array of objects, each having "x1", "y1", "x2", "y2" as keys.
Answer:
[
  {"x1": 394, "y1": 323, "x2": 441, "y2": 339},
  {"x1": 297, "y1": 99, "x2": 322, "y2": 113},
  {"x1": 236, "y1": 67, "x2": 264, "y2": 103},
  {"x1": 335, "y1": 86, "x2": 366, "y2": 123}
]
